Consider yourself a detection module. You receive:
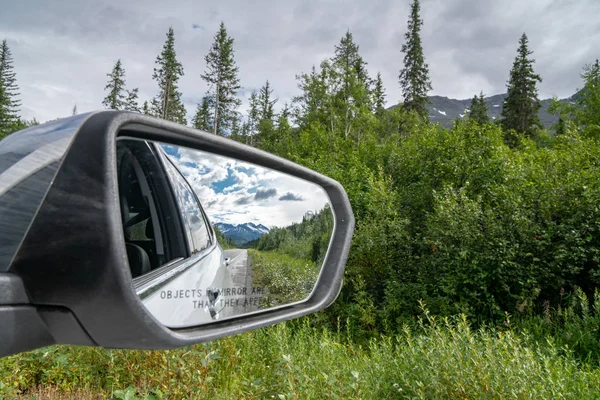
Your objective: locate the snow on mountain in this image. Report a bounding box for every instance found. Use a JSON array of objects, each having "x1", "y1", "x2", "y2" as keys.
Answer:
[
  {"x1": 215, "y1": 222, "x2": 270, "y2": 246},
  {"x1": 388, "y1": 93, "x2": 576, "y2": 129}
]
